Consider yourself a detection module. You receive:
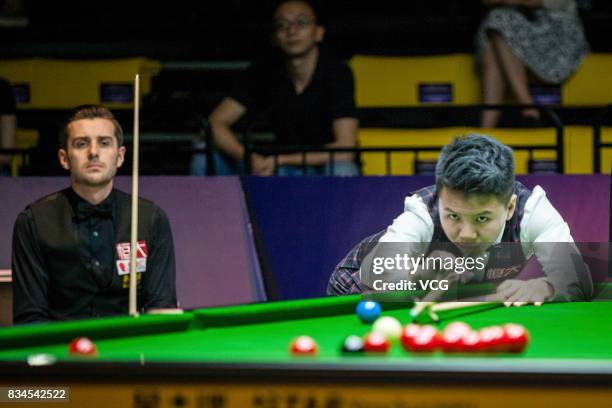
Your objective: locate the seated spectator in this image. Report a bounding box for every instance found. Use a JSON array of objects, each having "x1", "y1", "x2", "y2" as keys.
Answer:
[
  {"x1": 192, "y1": 0, "x2": 359, "y2": 176},
  {"x1": 476, "y1": 0, "x2": 588, "y2": 128}
]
